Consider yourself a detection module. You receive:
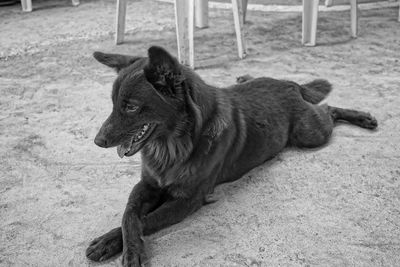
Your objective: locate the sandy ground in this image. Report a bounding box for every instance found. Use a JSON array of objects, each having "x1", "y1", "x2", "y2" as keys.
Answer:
[{"x1": 1, "y1": 0, "x2": 400, "y2": 266}]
